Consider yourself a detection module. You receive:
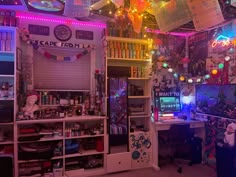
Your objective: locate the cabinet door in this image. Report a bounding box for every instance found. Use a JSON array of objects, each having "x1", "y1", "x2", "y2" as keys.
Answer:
[{"x1": 108, "y1": 77, "x2": 128, "y2": 150}]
